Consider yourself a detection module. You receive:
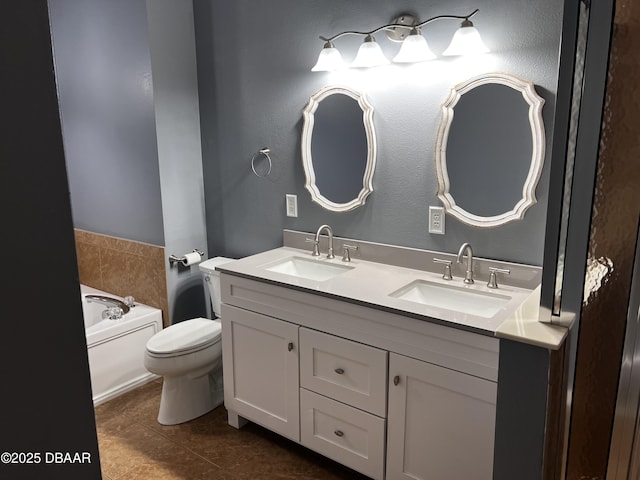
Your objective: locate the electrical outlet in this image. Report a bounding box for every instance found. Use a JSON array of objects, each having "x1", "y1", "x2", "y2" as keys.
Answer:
[
  {"x1": 286, "y1": 194, "x2": 298, "y2": 217},
  {"x1": 429, "y1": 206, "x2": 445, "y2": 234}
]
